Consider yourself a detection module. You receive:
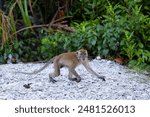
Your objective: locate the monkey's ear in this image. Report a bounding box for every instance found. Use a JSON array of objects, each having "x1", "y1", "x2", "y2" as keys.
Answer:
[{"x1": 85, "y1": 50, "x2": 88, "y2": 53}]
